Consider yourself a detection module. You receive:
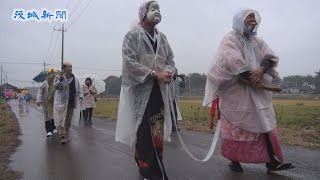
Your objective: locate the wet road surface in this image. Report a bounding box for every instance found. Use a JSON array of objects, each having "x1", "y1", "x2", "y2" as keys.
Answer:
[{"x1": 8, "y1": 100, "x2": 320, "y2": 180}]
